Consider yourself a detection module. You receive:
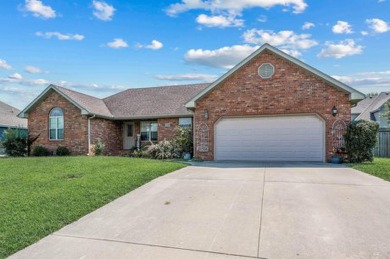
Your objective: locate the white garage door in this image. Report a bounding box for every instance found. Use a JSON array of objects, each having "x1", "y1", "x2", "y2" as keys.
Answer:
[{"x1": 215, "y1": 115, "x2": 324, "y2": 162}]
